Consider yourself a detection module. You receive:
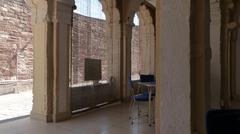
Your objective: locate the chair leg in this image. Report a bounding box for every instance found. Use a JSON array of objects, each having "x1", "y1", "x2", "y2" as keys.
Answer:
[
  {"x1": 129, "y1": 99, "x2": 134, "y2": 120},
  {"x1": 137, "y1": 103, "x2": 140, "y2": 117},
  {"x1": 131, "y1": 100, "x2": 136, "y2": 125},
  {"x1": 149, "y1": 97, "x2": 155, "y2": 126}
]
